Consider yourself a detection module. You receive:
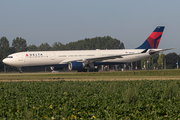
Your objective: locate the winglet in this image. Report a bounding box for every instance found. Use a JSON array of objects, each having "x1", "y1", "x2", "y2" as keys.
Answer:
[{"x1": 136, "y1": 26, "x2": 165, "y2": 49}]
